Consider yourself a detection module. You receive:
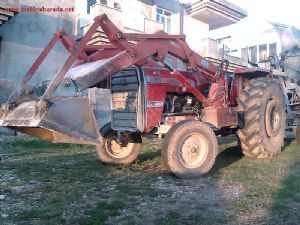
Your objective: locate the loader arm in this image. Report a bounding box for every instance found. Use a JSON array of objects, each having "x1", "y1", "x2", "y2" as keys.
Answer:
[
  {"x1": 65, "y1": 14, "x2": 223, "y2": 106},
  {"x1": 5, "y1": 14, "x2": 227, "y2": 108}
]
